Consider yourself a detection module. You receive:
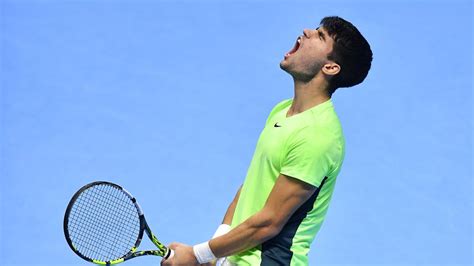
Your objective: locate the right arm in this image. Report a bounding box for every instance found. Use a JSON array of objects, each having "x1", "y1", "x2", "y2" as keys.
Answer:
[
  {"x1": 222, "y1": 185, "x2": 242, "y2": 225},
  {"x1": 207, "y1": 186, "x2": 241, "y2": 265}
]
